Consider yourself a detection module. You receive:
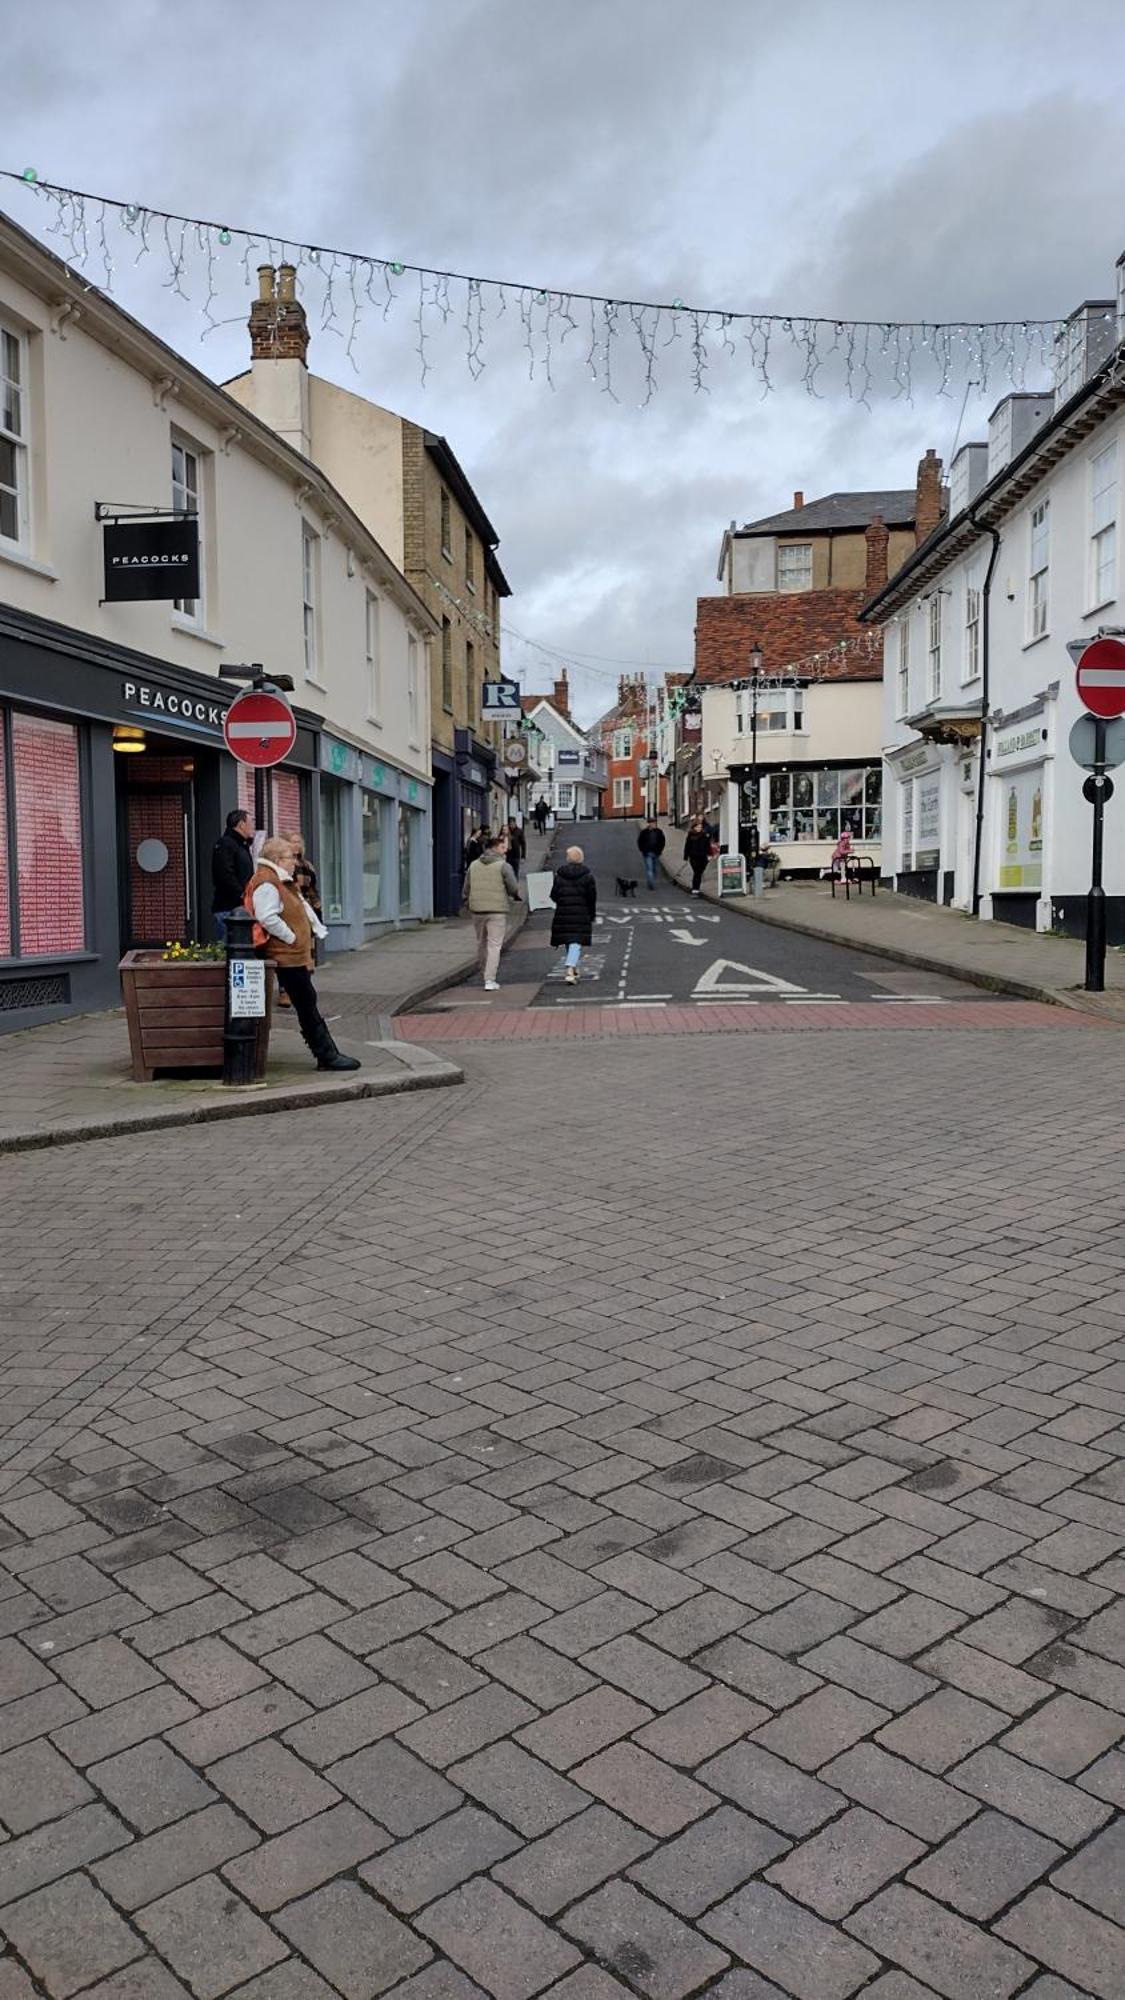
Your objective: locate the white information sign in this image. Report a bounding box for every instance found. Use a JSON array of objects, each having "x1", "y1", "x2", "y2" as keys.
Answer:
[
  {"x1": 525, "y1": 870, "x2": 554, "y2": 912},
  {"x1": 229, "y1": 958, "x2": 267, "y2": 1019}
]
